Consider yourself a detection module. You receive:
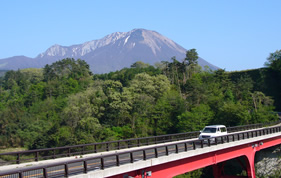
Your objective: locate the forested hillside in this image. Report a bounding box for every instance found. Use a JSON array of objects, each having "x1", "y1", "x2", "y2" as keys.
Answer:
[
  {"x1": 230, "y1": 68, "x2": 281, "y2": 111},
  {"x1": 0, "y1": 49, "x2": 280, "y2": 150}
]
